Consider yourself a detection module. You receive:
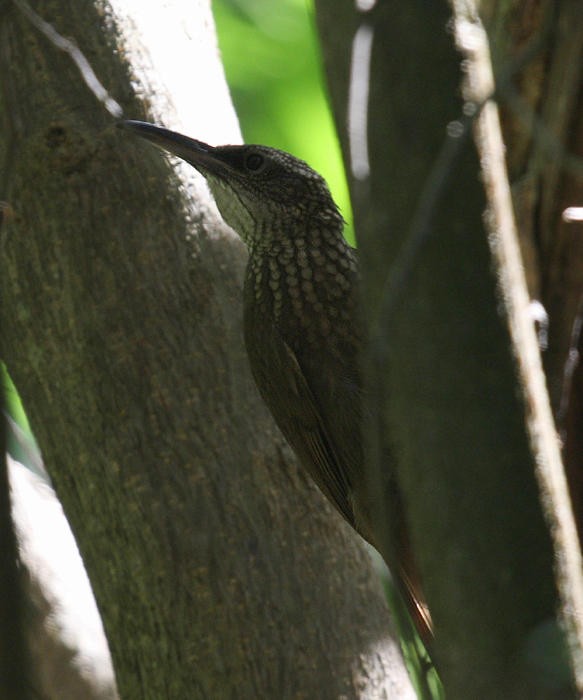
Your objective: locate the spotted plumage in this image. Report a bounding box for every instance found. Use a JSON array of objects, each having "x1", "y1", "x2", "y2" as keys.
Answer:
[{"x1": 122, "y1": 120, "x2": 432, "y2": 647}]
